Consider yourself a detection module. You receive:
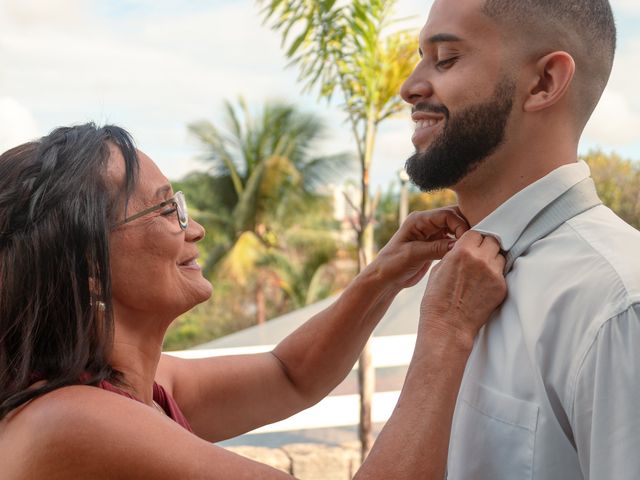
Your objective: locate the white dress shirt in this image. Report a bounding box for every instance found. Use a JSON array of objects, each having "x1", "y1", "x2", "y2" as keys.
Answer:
[{"x1": 446, "y1": 161, "x2": 640, "y2": 479}]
